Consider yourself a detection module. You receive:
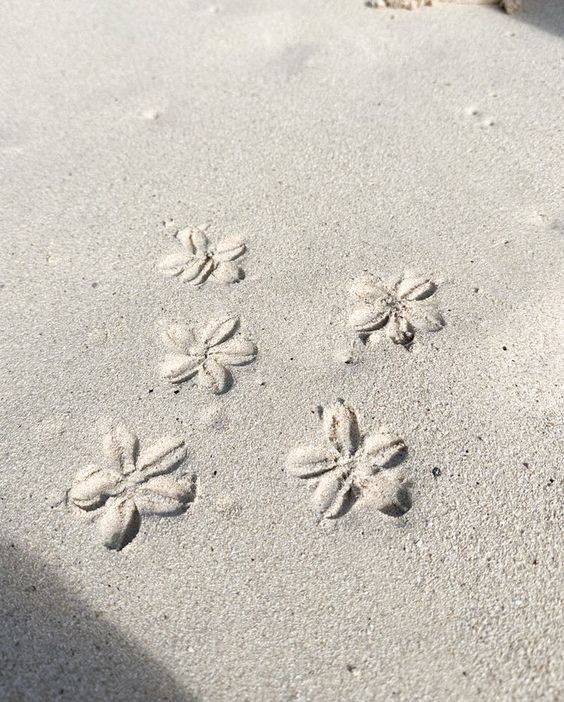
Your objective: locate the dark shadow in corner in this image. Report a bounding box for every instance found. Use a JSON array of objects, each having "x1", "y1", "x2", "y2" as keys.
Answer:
[
  {"x1": 513, "y1": 0, "x2": 564, "y2": 39},
  {"x1": 0, "y1": 541, "x2": 197, "y2": 702}
]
